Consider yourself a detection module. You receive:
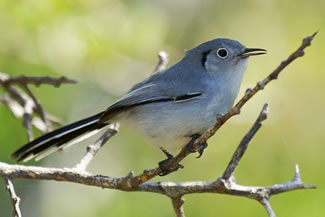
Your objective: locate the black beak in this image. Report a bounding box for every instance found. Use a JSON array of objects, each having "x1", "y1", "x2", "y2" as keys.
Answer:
[{"x1": 239, "y1": 48, "x2": 267, "y2": 58}]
